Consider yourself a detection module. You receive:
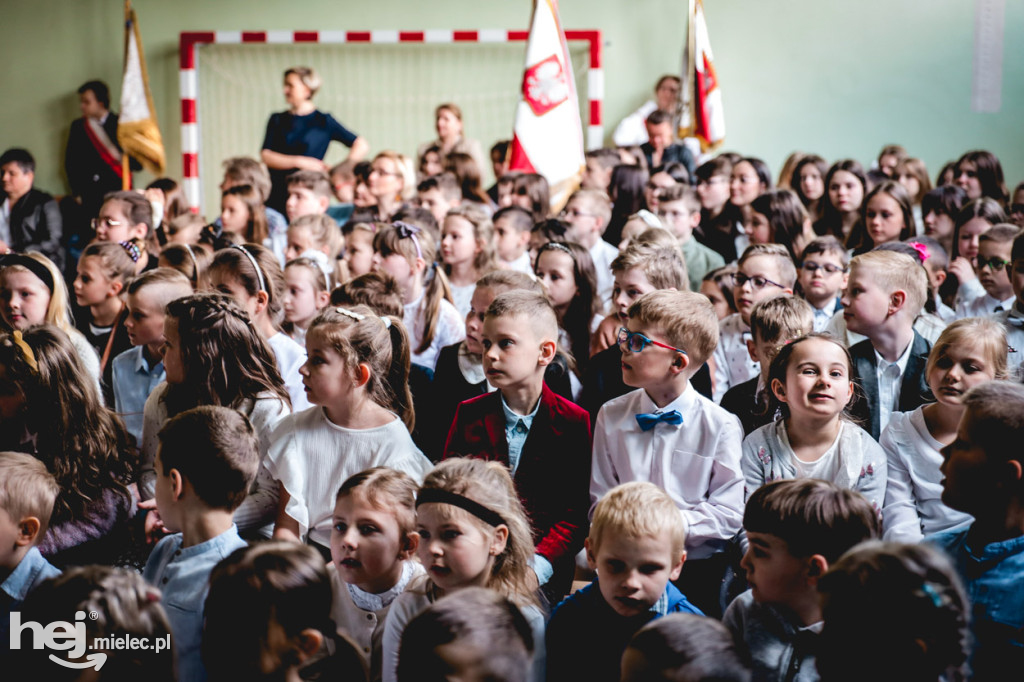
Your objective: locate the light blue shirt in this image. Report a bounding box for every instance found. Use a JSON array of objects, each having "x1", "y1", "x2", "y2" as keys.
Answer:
[
  {"x1": 500, "y1": 394, "x2": 541, "y2": 475},
  {"x1": 1, "y1": 547, "x2": 60, "y2": 648},
  {"x1": 112, "y1": 345, "x2": 165, "y2": 446},
  {"x1": 500, "y1": 394, "x2": 552, "y2": 585},
  {"x1": 143, "y1": 525, "x2": 248, "y2": 682}
]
